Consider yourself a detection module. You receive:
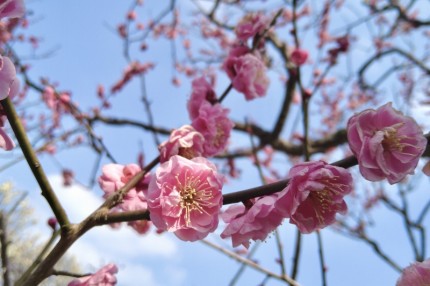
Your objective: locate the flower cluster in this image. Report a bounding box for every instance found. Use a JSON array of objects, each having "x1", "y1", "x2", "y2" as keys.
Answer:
[
  {"x1": 0, "y1": 0, "x2": 24, "y2": 151},
  {"x1": 347, "y1": 102, "x2": 427, "y2": 184}
]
